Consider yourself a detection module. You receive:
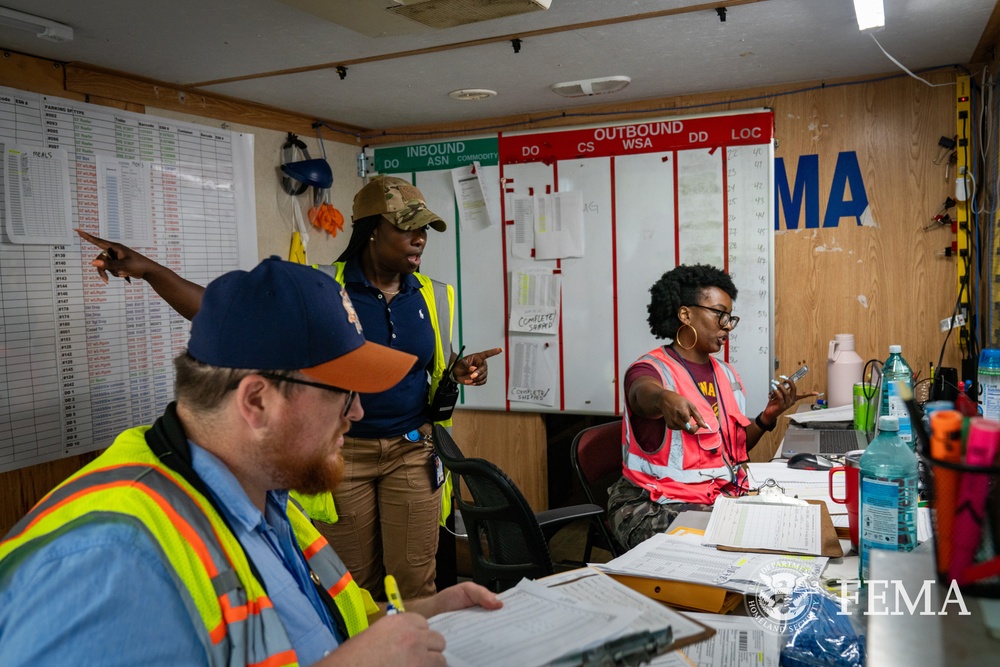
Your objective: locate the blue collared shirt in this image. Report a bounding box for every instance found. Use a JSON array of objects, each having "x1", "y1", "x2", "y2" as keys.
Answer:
[
  {"x1": 0, "y1": 441, "x2": 340, "y2": 666},
  {"x1": 341, "y1": 257, "x2": 436, "y2": 438}
]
